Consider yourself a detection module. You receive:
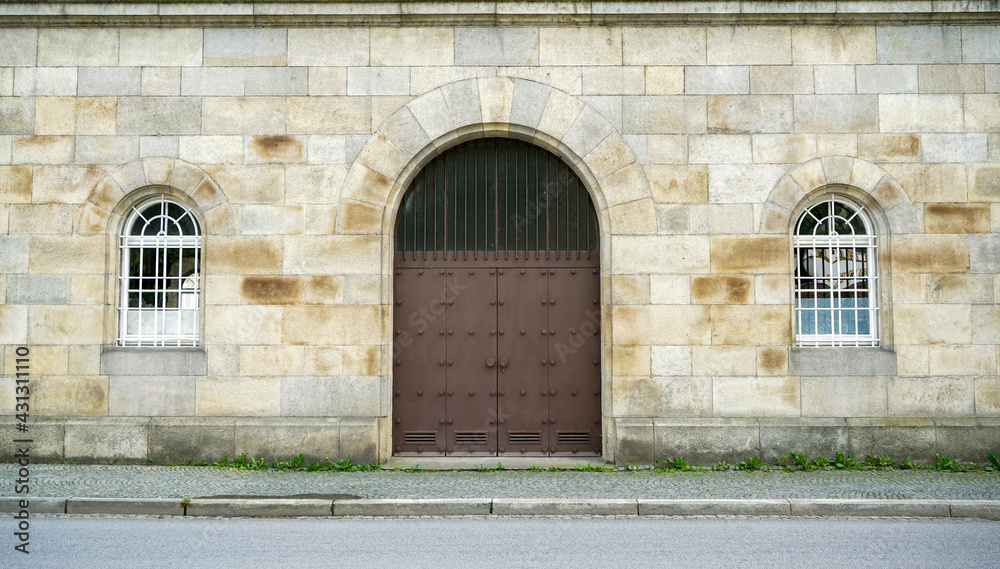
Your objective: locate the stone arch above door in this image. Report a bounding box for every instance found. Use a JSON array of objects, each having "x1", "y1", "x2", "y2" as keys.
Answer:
[{"x1": 336, "y1": 77, "x2": 655, "y2": 239}]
